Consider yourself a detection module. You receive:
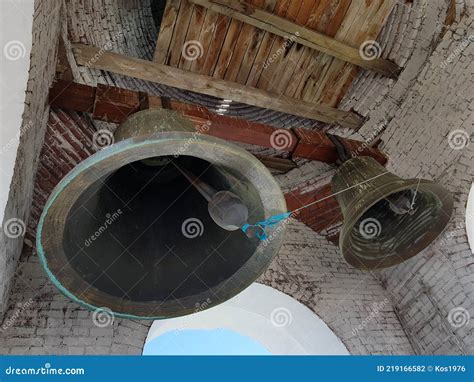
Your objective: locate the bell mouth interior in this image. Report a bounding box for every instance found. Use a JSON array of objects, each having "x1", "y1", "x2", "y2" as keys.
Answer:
[
  {"x1": 344, "y1": 185, "x2": 451, "y2": 268},
  {"x1": 62, "y1": 155, "x2": 264, "y2": 303}
]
